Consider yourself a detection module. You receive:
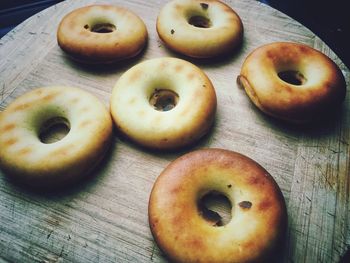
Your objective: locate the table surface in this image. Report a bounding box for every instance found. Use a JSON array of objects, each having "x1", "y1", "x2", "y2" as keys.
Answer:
[{"x1": 0, "y1": 0, "x2": 349, "y2": 262}]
